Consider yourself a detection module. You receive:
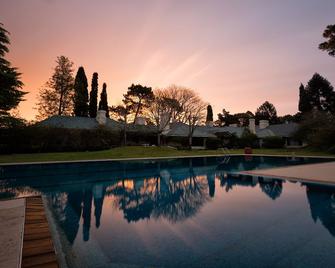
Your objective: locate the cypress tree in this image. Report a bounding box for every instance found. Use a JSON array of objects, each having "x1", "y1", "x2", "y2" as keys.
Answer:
[
  {"x1": 206, "y1": 105, "x2": 213, "y2": 122},
  {"x1": 298, "y1": 83, "x2": 312, "y2": 113},
  {"x1": 74, "y1": 67, "x2": 89, "y2": 117},
  {"x1": 89, "y1": 72, "x2": 98, "y2": 118},
  {"x1": 98, "y1": 83, "x2": 109, "y2": 118}
]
